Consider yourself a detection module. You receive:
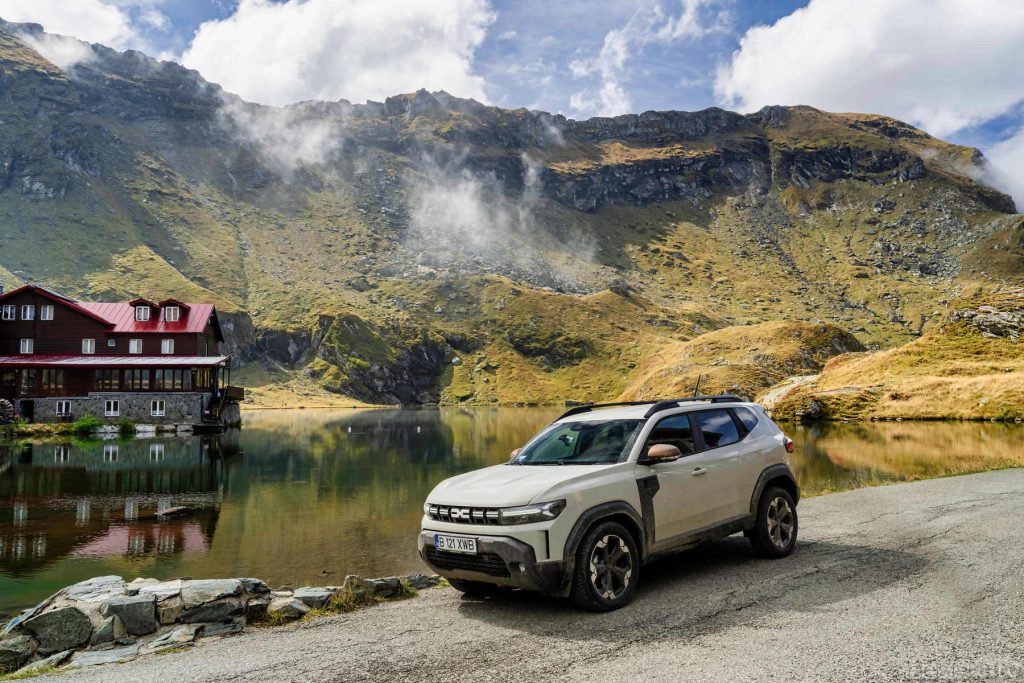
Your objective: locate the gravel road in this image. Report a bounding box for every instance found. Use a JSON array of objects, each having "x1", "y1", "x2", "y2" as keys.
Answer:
[{"x1": 57, "y1": 469, "x2": 1024, "y2": 683}]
